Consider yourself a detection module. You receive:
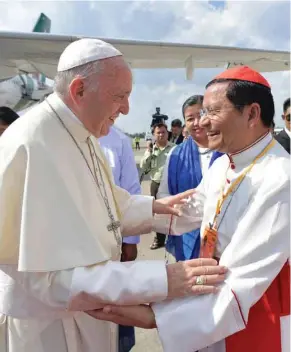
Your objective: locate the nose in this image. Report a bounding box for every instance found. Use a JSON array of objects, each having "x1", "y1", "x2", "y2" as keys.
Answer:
[
  {"x1": 199, "y1": 114, "x2": 210, "y2": 128},
  {"x1": 193, "y1": 117, "x2": 200, "y2": 127},
  {"x1": 119, "y1": 97, "x2": 130, "y2": 115}
]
